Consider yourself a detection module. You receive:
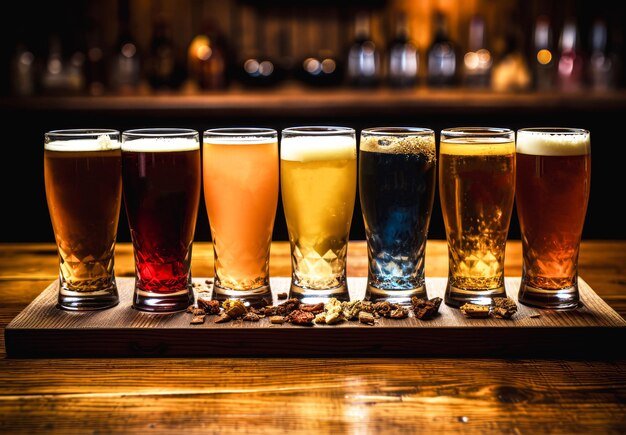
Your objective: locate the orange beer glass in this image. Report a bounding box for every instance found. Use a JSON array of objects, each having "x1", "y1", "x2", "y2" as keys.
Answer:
[{"x1": 203, "y1": 128, "x2": 279, "y2": 306}]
